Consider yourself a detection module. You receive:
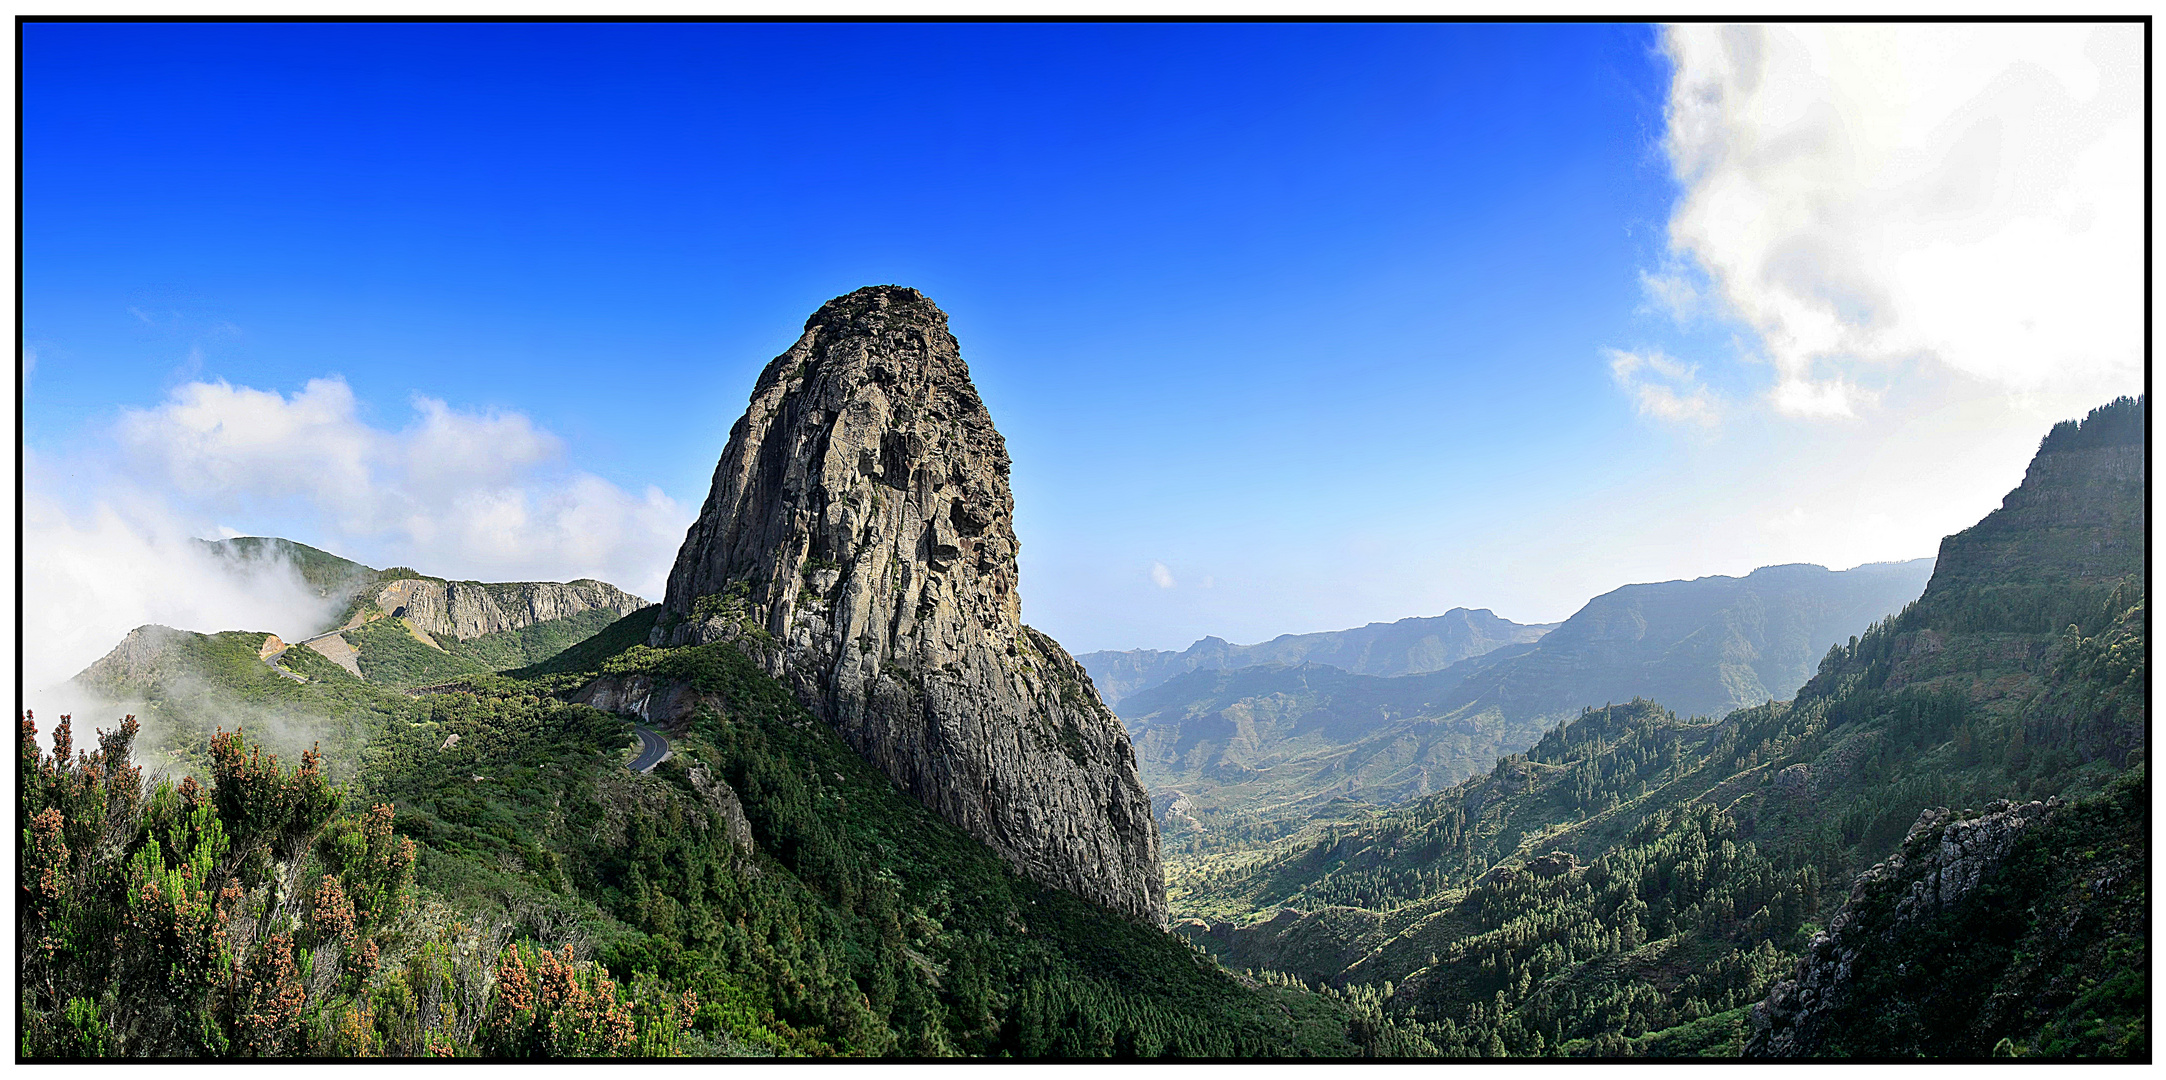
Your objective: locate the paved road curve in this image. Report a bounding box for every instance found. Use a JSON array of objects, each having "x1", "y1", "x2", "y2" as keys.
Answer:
[{"x1": 628, "y1": 723, "x2": 670, "y2": 773}]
